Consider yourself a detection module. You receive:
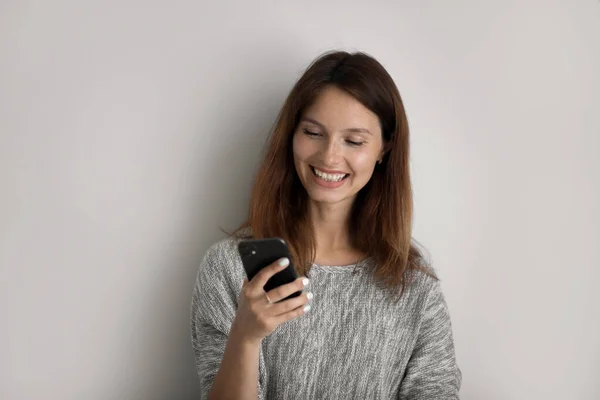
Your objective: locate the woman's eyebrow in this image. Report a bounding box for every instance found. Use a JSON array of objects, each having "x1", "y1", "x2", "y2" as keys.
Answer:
[{"x1": 301, "y1": 117, "x2": 372, "y2": 135}]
